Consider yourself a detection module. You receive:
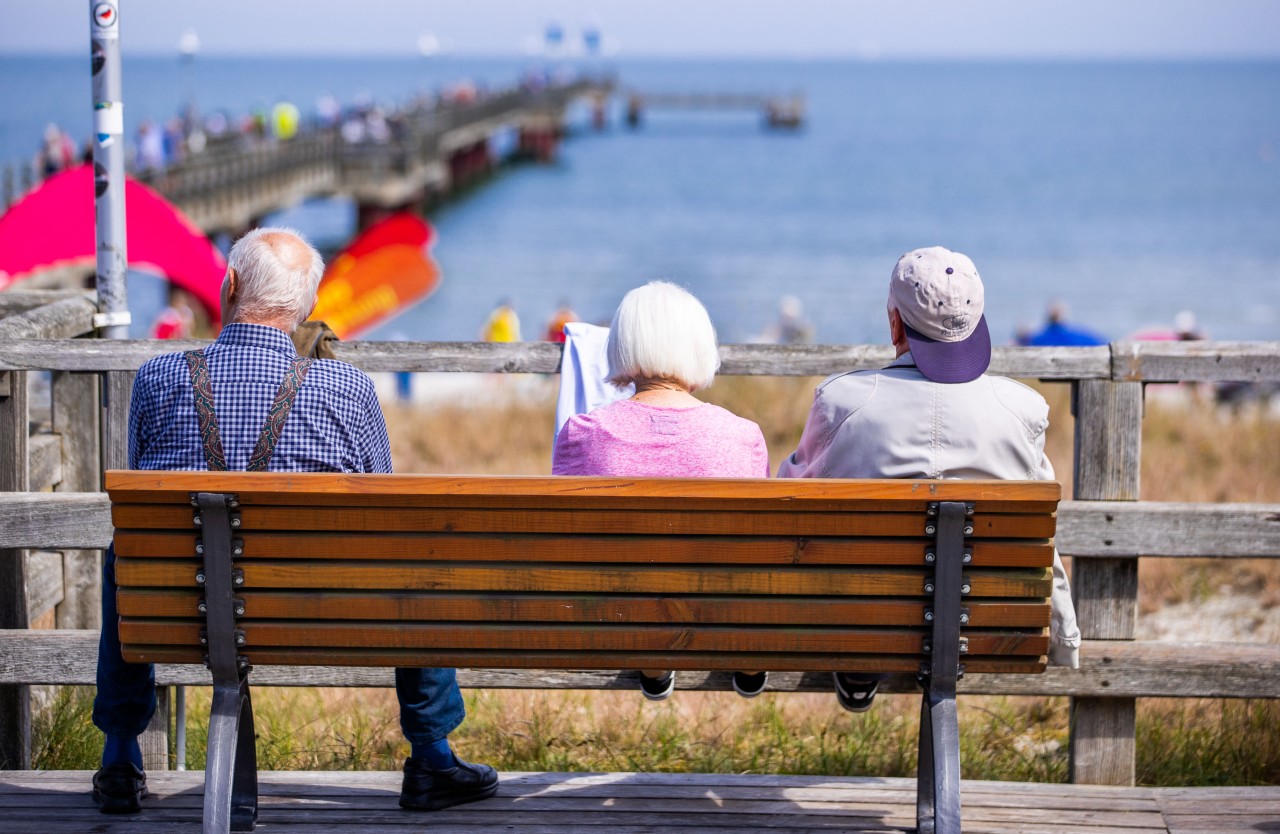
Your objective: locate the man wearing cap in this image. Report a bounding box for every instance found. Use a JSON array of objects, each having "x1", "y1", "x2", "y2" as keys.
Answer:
[{"x1": 778, "y1": 246, "x2": 1080, "y2": 712}]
